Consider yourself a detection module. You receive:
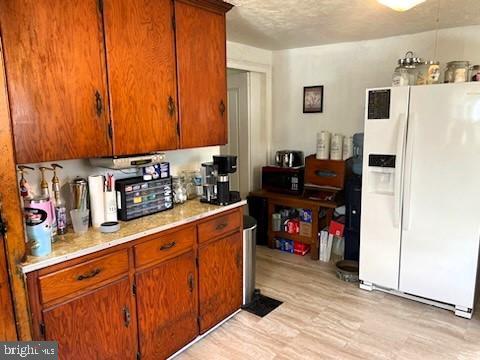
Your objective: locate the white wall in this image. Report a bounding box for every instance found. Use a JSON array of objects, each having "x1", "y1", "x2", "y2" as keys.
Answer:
[
  {"x1": 227, "y1": 41, "x2": 272, "y2": 66},
  {"x1": 272, "y1": 25, "x2": 480, "y2": 157}
]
